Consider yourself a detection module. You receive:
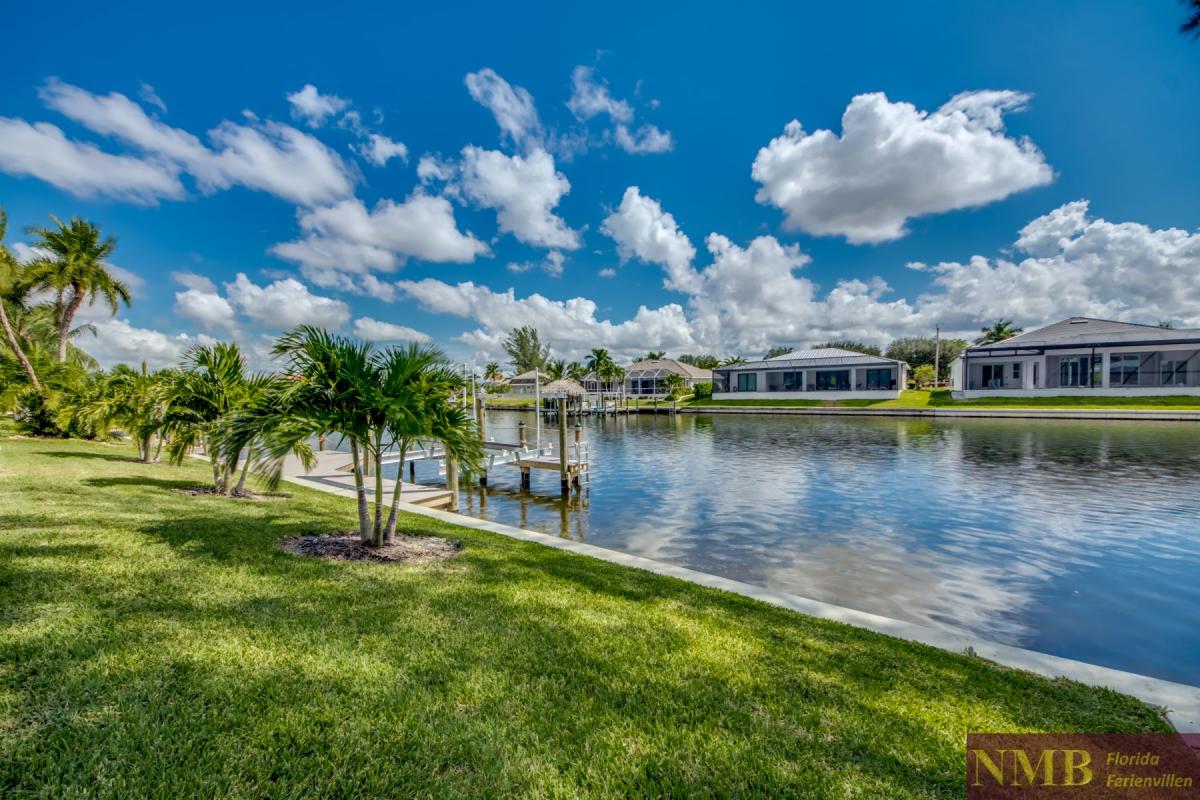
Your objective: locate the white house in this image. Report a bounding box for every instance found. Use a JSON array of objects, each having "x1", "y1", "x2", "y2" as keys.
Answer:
[
  {"x1": 950, "y1": 317, "x2": 1200, "y2": 398},
  {"x1": 583, "y1": 358, "x2": 715, "y2": 398},
  {"x1": 713, "y1": 348, "x2": 908, "y2": 401}
]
